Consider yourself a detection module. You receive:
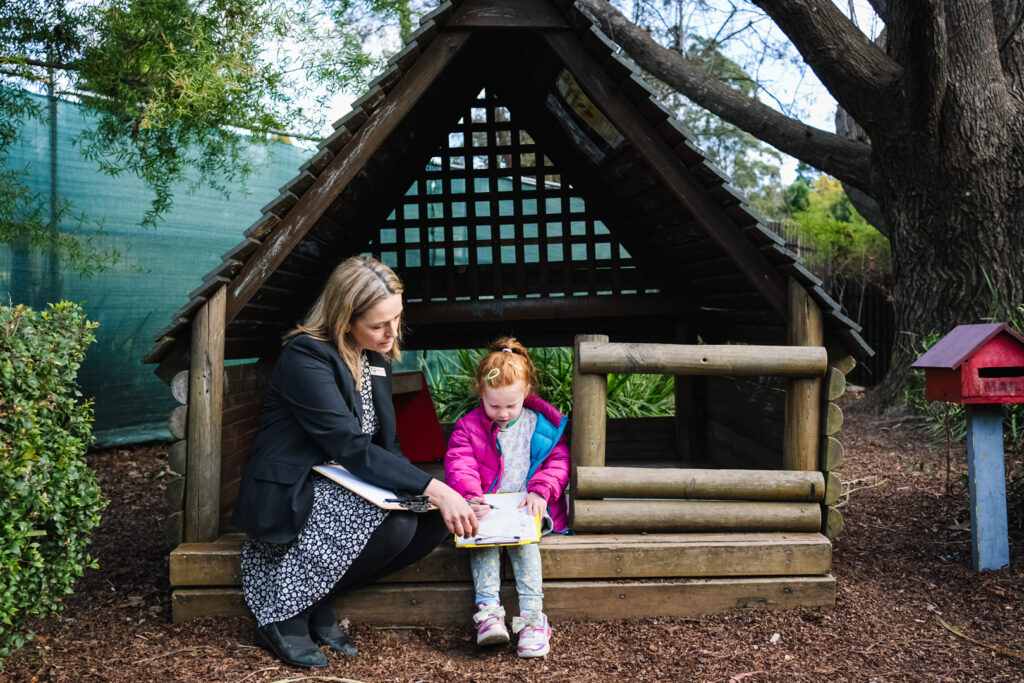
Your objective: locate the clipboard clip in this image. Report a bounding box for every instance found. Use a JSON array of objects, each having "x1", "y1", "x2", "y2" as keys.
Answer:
[{"x1": 384, "y1": 495, "x2": 434, "y2": 513}]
